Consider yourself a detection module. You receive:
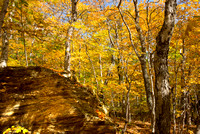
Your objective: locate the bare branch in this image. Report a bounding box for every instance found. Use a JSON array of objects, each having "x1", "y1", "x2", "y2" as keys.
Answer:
[
  {"x1": 107, "y1": 21, "x2": 115, "y2": 48},
  {"x1": 117, "y1": 0, "x2": 122, "y2": 8},
  {"x1": 117, "y1": 6, "x2": 140, "y2": 58}
]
